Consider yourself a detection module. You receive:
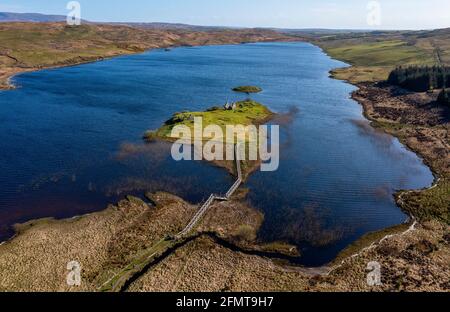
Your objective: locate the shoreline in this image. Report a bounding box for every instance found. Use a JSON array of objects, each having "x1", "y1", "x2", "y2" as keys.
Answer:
[
  {"x1": 323, "y1": 63, "x2": 448, "y2": 263},
  {"x1": 319, "y1": 41, "x2": 445, "y2": 208},
  {"x1": 2, "y1": 54, "x2": 133, "y2": 90}
]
